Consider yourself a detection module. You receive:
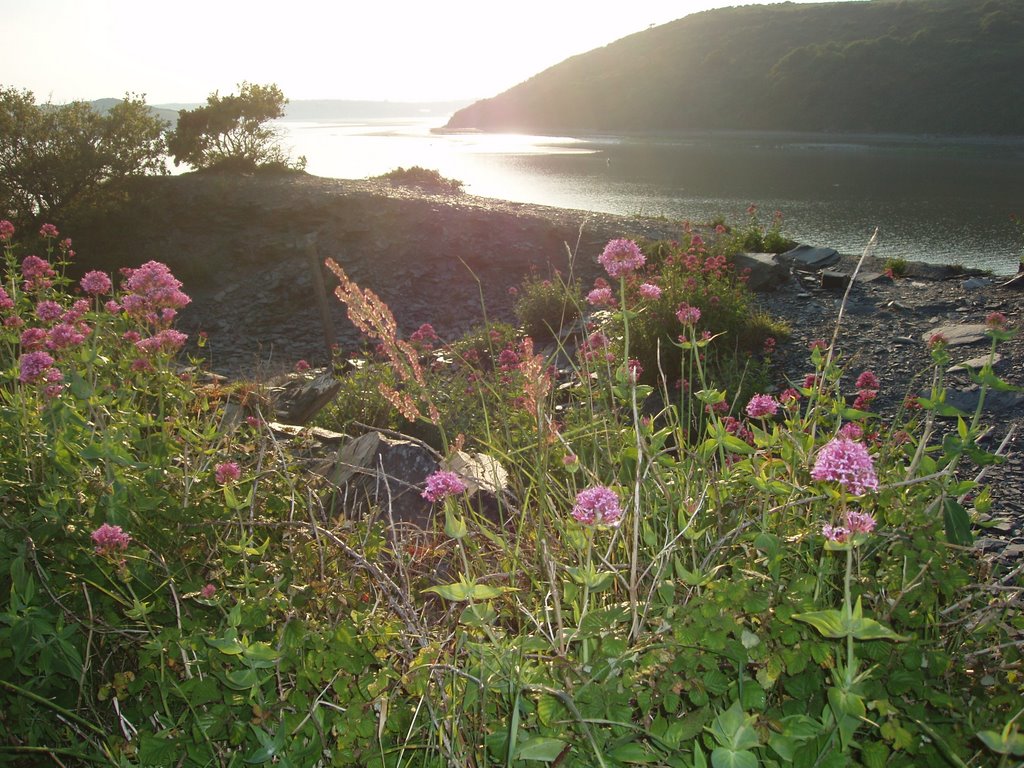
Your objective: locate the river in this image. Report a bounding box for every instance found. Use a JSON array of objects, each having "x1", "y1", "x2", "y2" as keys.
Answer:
[{"x1": 274, "y1": 115, "x2": 1024, "y2": 276}]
